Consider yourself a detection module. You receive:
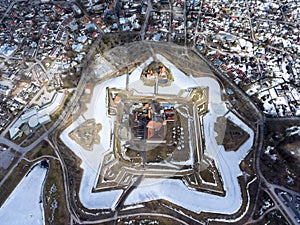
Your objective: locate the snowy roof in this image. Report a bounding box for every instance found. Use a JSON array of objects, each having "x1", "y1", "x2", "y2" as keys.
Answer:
[{"x1": 38, "y1": 114, "x2": 51, "y2": 125}]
